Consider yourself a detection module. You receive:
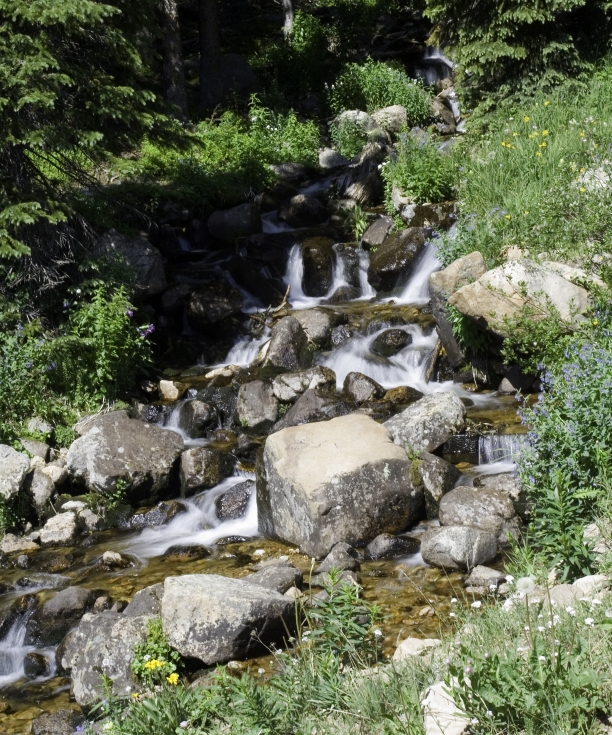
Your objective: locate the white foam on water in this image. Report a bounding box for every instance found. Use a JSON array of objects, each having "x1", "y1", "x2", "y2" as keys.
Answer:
[
  {"x1": 0, "y1": 611, "x2": 57, "y2": 688},
  {"x1": 222, "y1": 326, "x2": 271, "y2": 368},
  {"x1": 386, "y1": 243, "x2": 441, "y2": 306}
]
